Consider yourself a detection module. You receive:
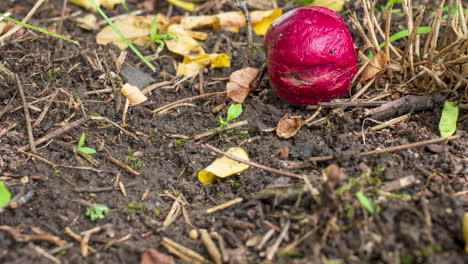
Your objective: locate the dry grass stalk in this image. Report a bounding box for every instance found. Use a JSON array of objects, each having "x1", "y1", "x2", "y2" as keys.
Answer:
[{"x1": 355, "y1": 0, "x2": 467, "y2": 102}]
